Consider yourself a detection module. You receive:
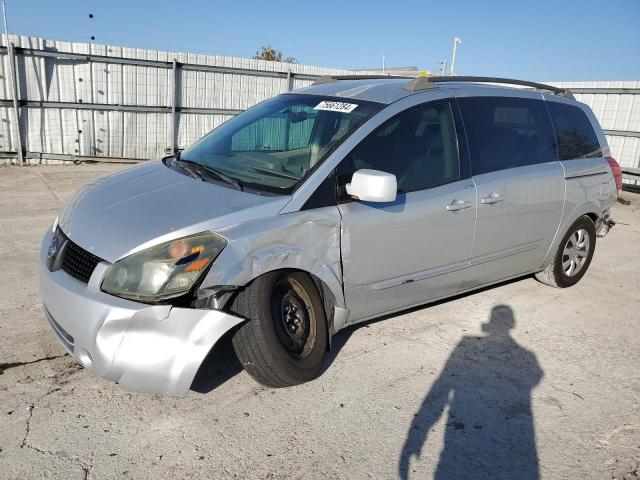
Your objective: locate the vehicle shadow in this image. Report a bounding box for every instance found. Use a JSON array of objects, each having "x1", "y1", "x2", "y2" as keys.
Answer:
[
  {"x1": 190, "y1": 328, "x2": 243, "y2": 394},
  {"x1": 192, "y1": 322, "x2": 356, "y2": 393},
  {"x1": 192, "y1": 277, "x2": 537, "y2": 396},
  {"x1": 320, "y1": 276, "x2": 531, "y2": 376},
  {"x1": 398, "y1": 304, "x2": 543, "y2": 480},
  {"x1": 192, "y1": 321, "x2": 358, "y2": 393}
]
